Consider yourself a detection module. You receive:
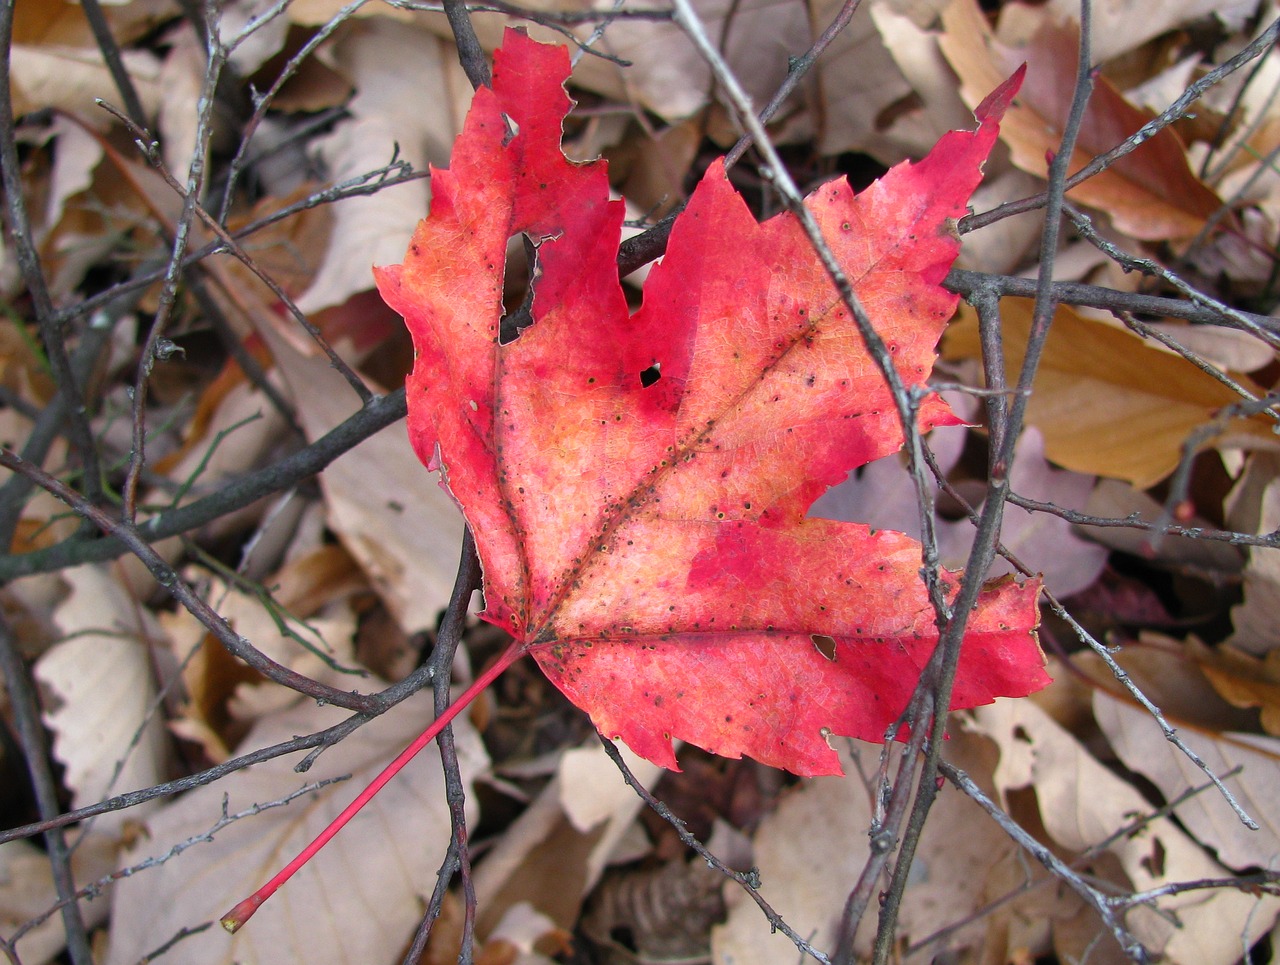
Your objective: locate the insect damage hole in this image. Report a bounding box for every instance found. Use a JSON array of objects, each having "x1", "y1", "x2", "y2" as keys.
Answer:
[
  {"x1": 499, "y1": 233, "x2": 540, "y2": 344},
  {"x1": 811, "y1": 634, "x2": 837, "y2": 661},
  {"x1": 639, "y1": 361, "x2": 661, "y2": 387},
  {"x1": 500, "y1": 112, "x2": 520, "y2": 145}
]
